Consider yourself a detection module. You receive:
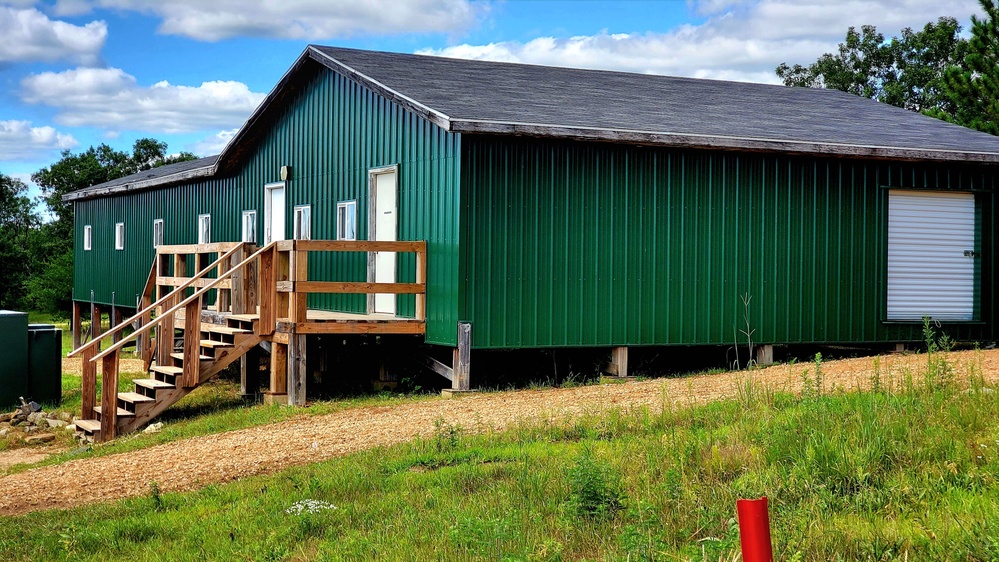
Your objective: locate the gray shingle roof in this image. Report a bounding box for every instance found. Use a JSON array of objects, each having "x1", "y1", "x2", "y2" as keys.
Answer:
[
  {"x1": 69, "y1": 45, "x2": 999, "y2": 201},
  {"x1": 64, "y1": 155, "x2": 218, "y2": 201},
  {"x1": 312, "y1": 46, "x2": 999, "y2": 161}
]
